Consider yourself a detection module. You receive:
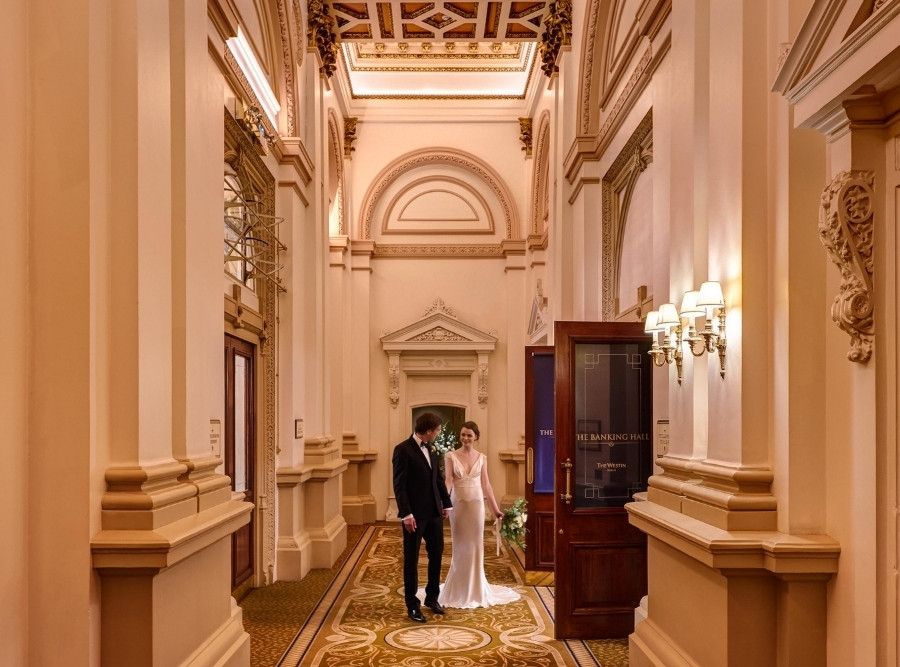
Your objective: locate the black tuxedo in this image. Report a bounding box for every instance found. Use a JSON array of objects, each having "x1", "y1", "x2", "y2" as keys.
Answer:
[{"x1": 392, "y1": 435, "x2": 453, "y2": 611}]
